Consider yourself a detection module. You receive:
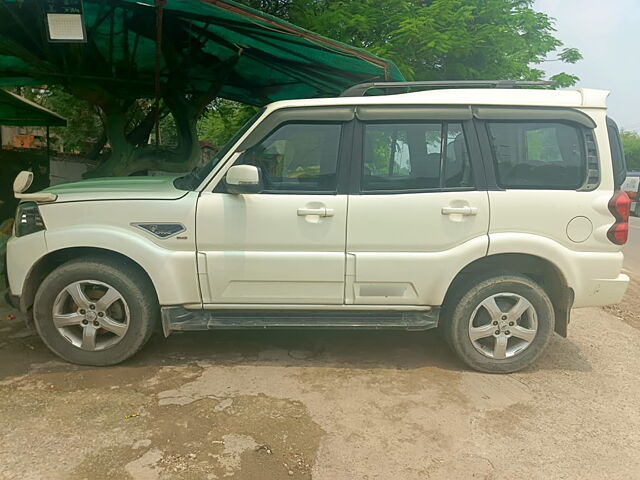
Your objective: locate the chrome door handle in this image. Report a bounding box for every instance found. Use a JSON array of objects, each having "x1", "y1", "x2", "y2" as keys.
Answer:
[
  {"x1": 297, "y1": 207, "x2": 334, "y2": 217},
  {"x1": 441, "y1": 206, "x2": 478, "y2": 216}
]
